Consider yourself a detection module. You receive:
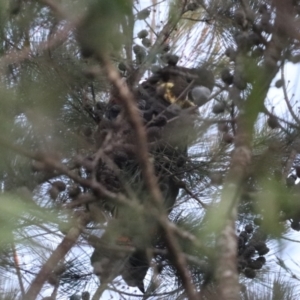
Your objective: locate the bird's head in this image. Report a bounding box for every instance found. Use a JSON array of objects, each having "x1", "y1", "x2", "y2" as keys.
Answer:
[{"x1": 156, "y1": 81, "x2": 196, "y2": 108}]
